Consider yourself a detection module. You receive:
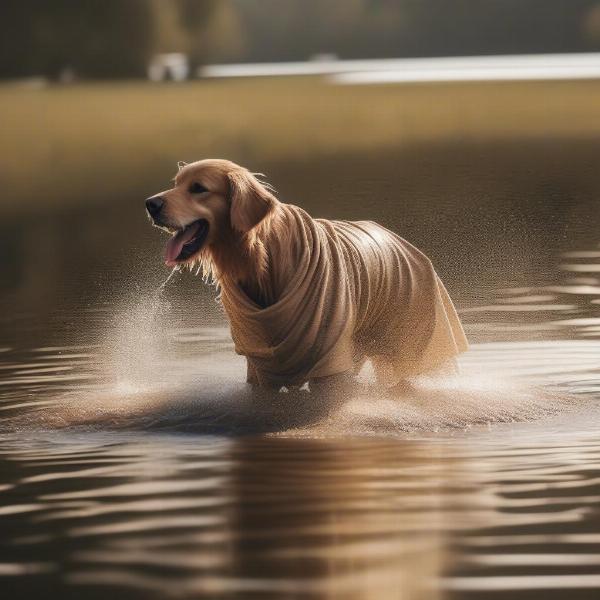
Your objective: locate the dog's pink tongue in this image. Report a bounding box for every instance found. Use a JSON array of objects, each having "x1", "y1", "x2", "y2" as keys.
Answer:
[{"x1": 164, "y1": 224, "x2": 200, "y2": 265}]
